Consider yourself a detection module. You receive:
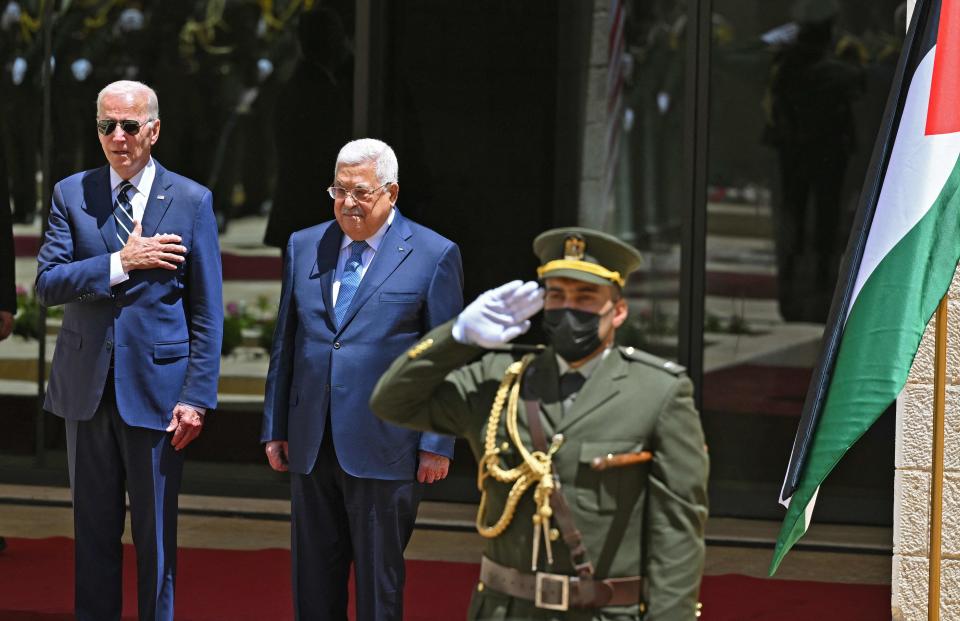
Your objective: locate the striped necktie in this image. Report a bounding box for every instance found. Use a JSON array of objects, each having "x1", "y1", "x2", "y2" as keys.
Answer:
[
  {"x1": 333, "y1": 240, "x2": 369, "y2": 327},
  {"x1": 113, "y1": 181, "x2": 135, "y2": 245}
]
